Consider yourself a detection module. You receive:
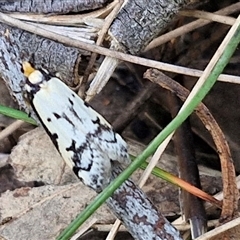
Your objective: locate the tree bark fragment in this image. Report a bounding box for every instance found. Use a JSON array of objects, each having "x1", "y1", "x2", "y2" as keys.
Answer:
[
  {"x1": 0, "y1": 0, "x2": 108, "y2": 14},
  {"x1": 107, "y1": 163, "x2": 183, "y2": 240},
  {"x1": 0, "y1": 23, "x2": 82, "y2": 112},
  {"x1": 110, "y1": 0, "x2": 191, "y2": 54},
  {"x1": 168, "y1": 94, "x2": 207, "y2": 238}
]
